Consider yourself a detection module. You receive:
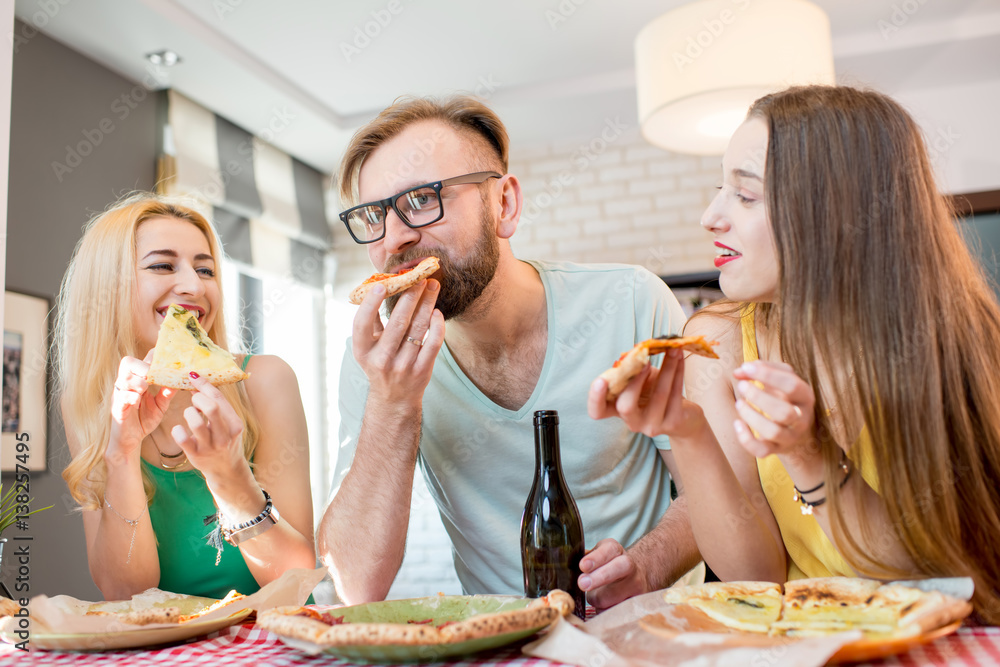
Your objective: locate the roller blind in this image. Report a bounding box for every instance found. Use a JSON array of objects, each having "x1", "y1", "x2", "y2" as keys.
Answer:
[{"x1": 158, "y1": 90, "x2": 331, "y2": 288}]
